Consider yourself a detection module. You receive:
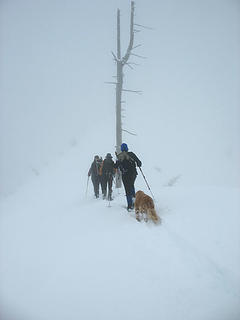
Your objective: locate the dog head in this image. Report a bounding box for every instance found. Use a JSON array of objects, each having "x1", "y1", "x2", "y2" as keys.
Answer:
[{"x1": 135, "y1": 190, "x2": 144, "y2": 198}]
